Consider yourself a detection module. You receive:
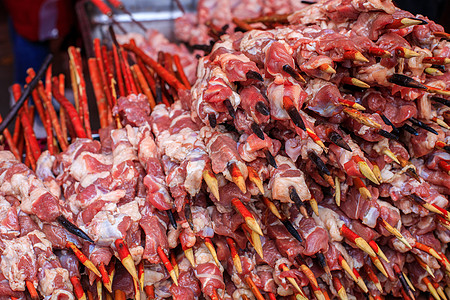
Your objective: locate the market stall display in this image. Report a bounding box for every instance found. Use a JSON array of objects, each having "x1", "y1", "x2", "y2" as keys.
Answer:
[{"x1": 0, "y1": 0, "x2": 449, "y2": 299}]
